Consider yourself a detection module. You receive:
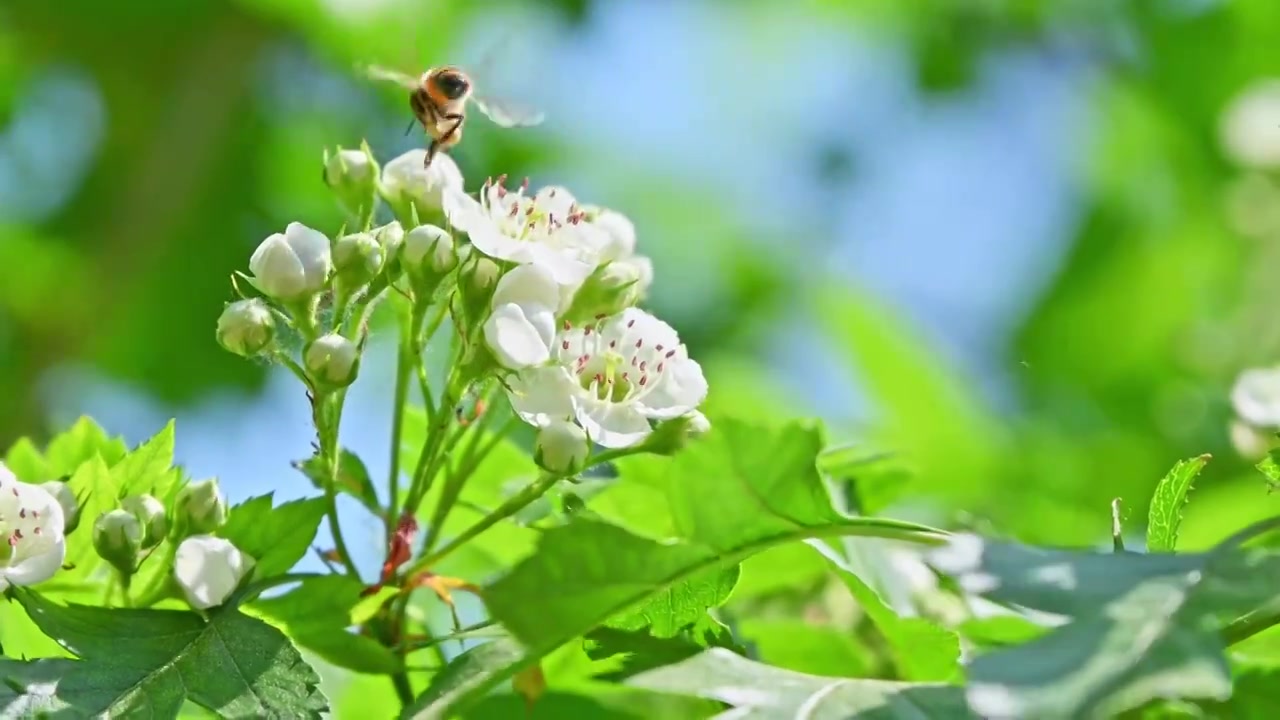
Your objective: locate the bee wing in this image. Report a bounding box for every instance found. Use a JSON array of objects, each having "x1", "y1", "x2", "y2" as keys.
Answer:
[
  {"x1": 471, "y1": 94, "x2": 546, "y2": 128},
  {"x1": 360, "y1": 63, "x2": 421, "y2": 91}
]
